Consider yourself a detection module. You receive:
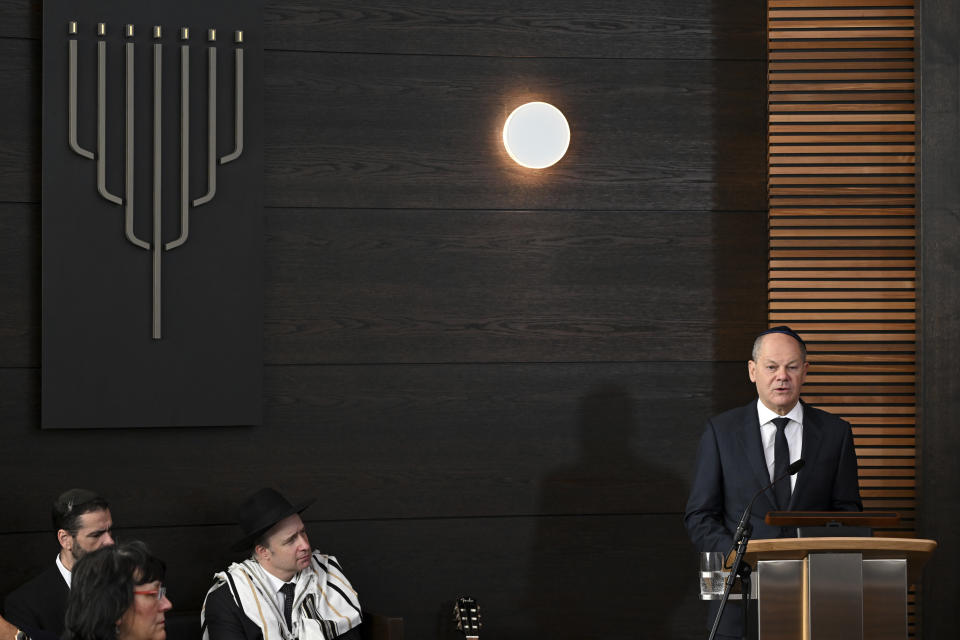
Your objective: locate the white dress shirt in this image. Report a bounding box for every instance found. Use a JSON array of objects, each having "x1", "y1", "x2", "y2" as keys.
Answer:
[
  {"x1": 56, "y1": 553, "x2": 72, "y2": 588},
  {"x1": 756, "y1": 399, "x2": 804, "y2": 492},
  {"x1": 261, "y1": 567, "x2": 295, "y2": 612}
]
